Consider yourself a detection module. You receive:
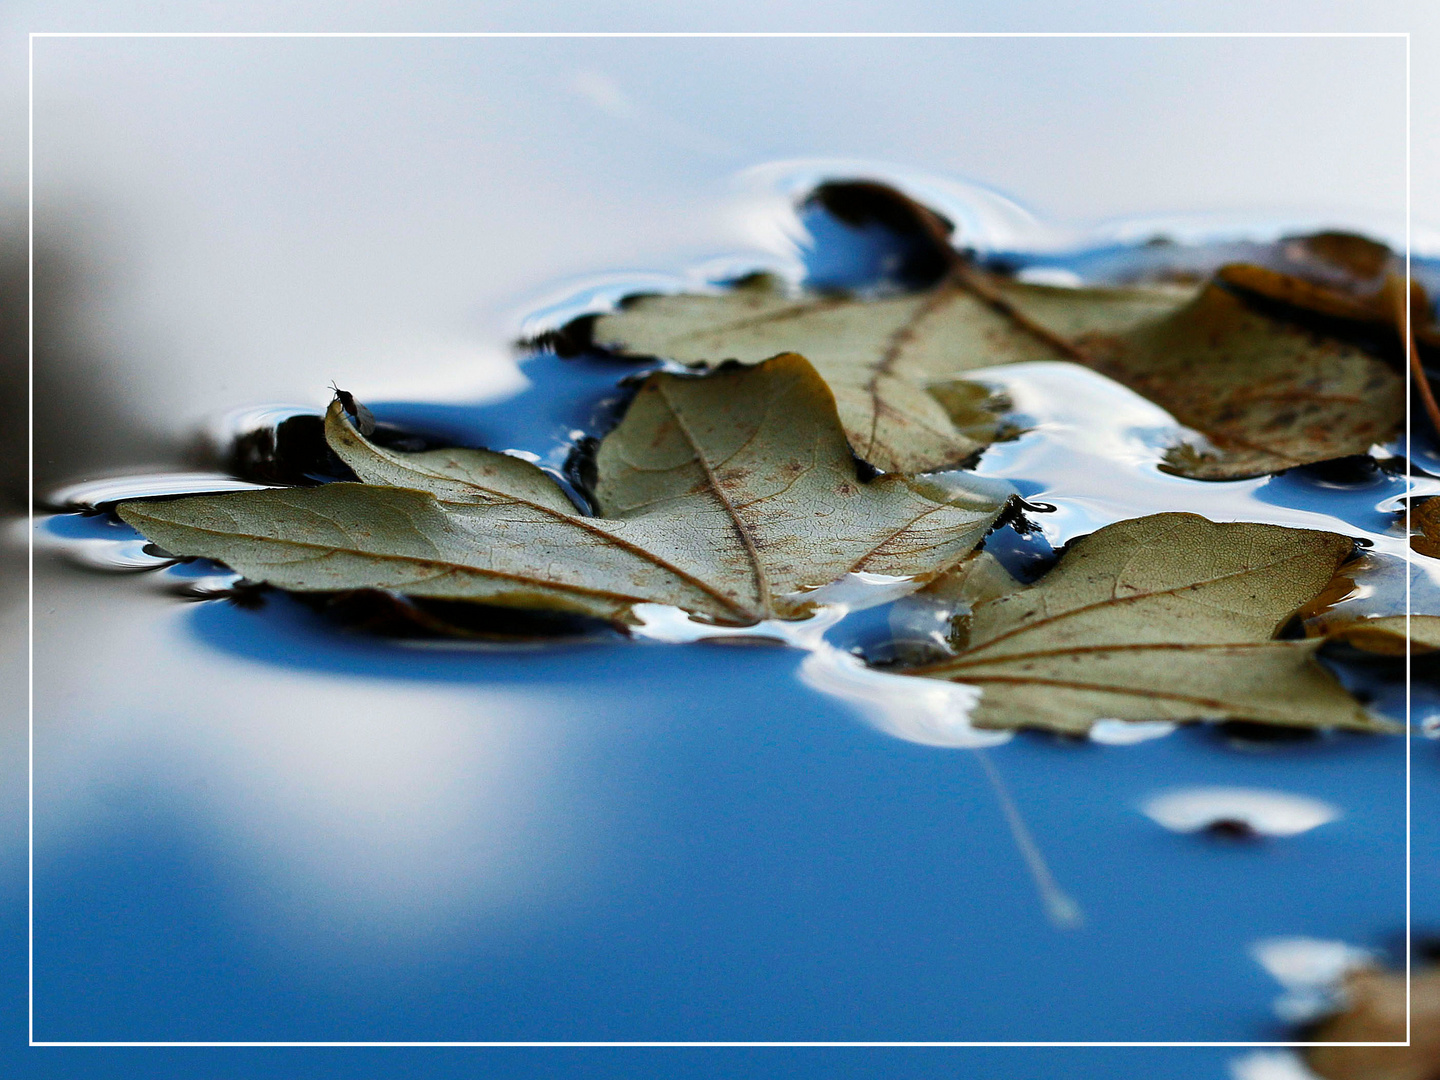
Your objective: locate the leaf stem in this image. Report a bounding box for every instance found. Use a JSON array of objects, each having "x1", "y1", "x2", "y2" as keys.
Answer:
[{"x1": 1396, "y1": 276, "x2": 1440, "y2": 437}]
